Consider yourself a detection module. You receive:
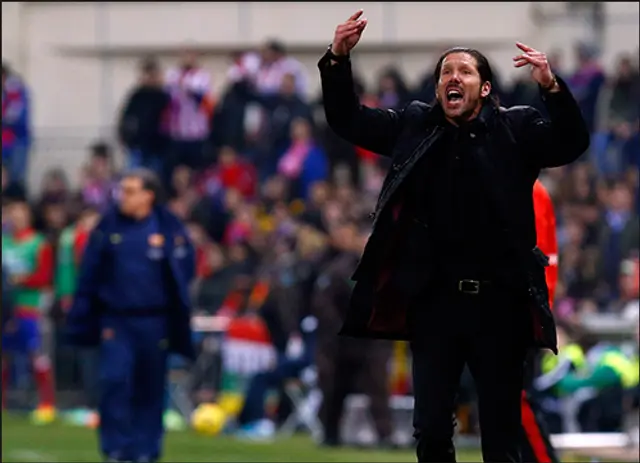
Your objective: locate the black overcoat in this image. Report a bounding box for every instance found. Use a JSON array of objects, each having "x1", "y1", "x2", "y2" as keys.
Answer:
[{"x1": 318, "y1": 49, "x2": 590, "y2": 353}]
